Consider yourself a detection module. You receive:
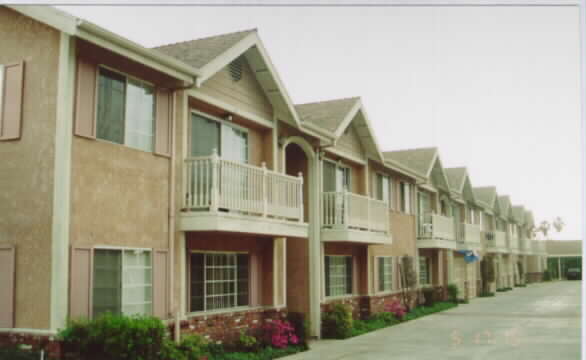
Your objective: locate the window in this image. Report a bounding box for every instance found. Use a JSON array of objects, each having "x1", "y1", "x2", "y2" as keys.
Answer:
[
  {"x1": 191, "y1": 113, "x2": 249, "y2": 163},
  {"x1": 325, "y1": 255, "x2": 353, "y2": 297},
  {"x1": 419, "y1": 256, "x2": 430, "y2": 286},
  {"x1": 92, "y1": 249, "x2": 152, "y2": 318},
  {"x1": 190, "y1": 252, "x2": 249, "y2": 312},
  {"x1": 400, "y1": 182, "x2": 411, "y2": 213},
  {"x1": 378, "y1": 257, "x2": 394, "y2": 292},
  {"x1": 96, "y1": 67, "x2": 155, "y2": 152},
  {"x1": 323, "y1": 160, "x2": 351, "y2": 192},
  {"x1": 374, "y1": 173, "x2": 390, "y2": 204}
]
